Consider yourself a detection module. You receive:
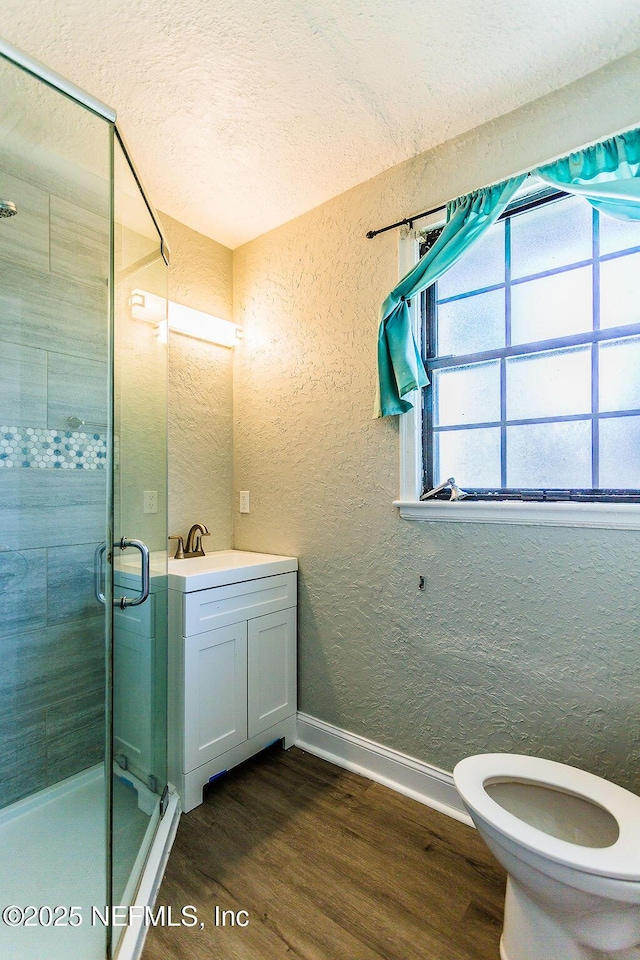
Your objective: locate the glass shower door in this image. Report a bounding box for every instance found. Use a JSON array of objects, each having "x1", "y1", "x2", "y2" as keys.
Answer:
[
  {"x1": 110, "y1": 135, "x2": 169, "y2": 941},
  {"x1": 1, "y1": 42, "x2": 170, "y2": 960},
  {"x1": 0, "y1": 51, "x2": 111, "y2": 960}
]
